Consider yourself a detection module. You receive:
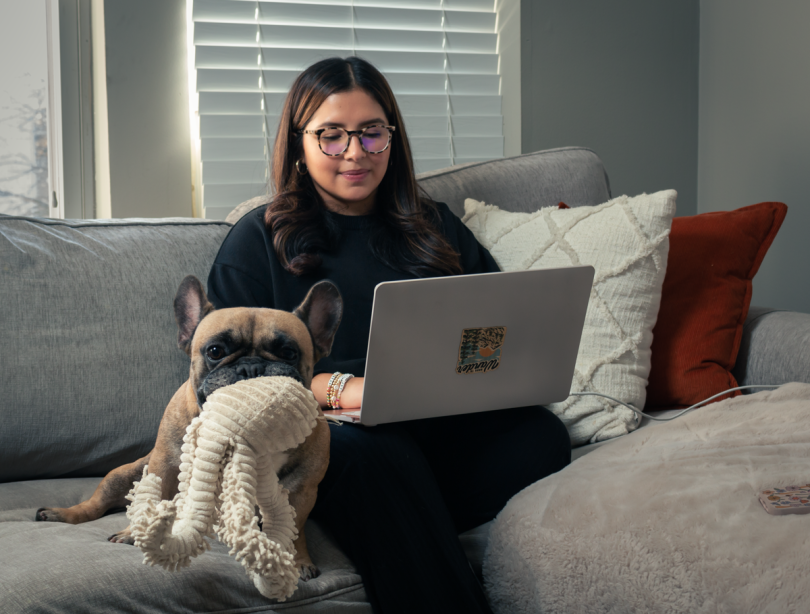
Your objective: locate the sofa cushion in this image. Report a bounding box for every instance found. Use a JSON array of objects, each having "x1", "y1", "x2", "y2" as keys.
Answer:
[
  {"x1": 0, "y1": 517, "x2": 368, "y2": 613},
  {"x1": 0, "y1": 476, "x2": 490, "y2": 613},
  {"x1": 0, "y1": 478, "x2": 369, "y2": 613},
  {"x1": 645, "y1": 202, "x2": 787, "y2": 409},
  {"x1": 0, "y1": 215, "x2": 232, "y2": 483},
  {"x1": 461, "y1": 191, "x2": 676, "y2": 445}
]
